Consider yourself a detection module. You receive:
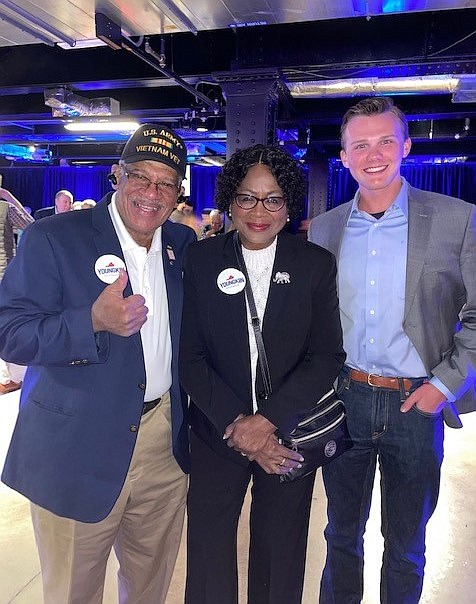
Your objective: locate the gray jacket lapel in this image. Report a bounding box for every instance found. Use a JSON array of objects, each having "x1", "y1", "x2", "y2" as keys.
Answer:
[
  {"x1": 328, "y1": 207, "x2": 351, "y2": 258},
  {"x1": 313, "y1": 202, "x2": 352, "y2": 259},
  {"x1": 404, "y1": 186, "x2": 434, "y2": 320}
]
